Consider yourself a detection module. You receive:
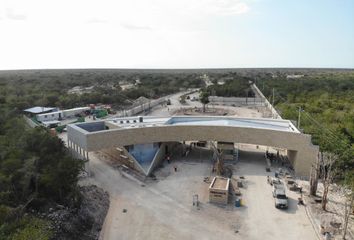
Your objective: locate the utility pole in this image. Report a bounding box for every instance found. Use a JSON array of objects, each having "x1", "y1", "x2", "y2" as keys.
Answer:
[
  {"x1": 297, "y1": 107, "x2": 302, "y2": 129},
  {"x1": 272, "y1": 88, "x2": 275, "y2": 106},
  {"x1": 272, "y1": 88, "x2": 275, "y2": 118}
]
